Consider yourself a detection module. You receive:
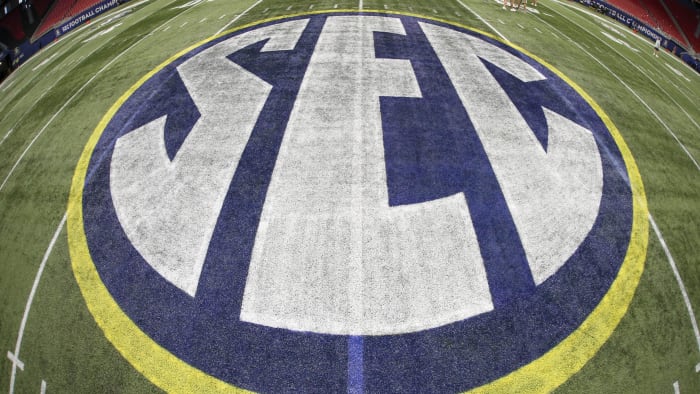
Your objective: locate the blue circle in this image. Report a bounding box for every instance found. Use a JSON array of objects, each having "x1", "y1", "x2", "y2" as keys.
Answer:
[{"x1": 81, "y1": 13, "x2": 633, "y2": 392}]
